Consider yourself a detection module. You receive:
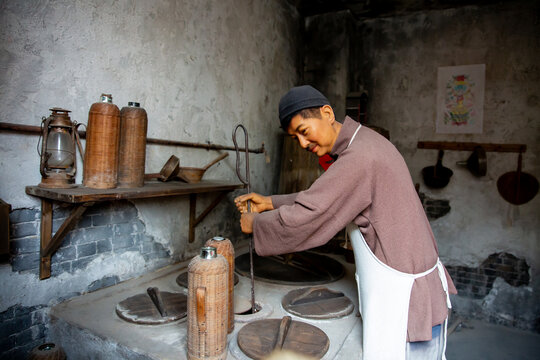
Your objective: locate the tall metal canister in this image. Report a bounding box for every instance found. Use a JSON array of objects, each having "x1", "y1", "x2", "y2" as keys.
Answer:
[
  {"x1": 205, "y1": 236, "x2": 234, "y2": 333},
  {"x1": 187, "y1": 247, "x2": 228, "y2": 360},
  {"x1": 117, "y1": 102, "x2": 148, "y2": 188},
  {"x1": 83, "y1": 94, "x2": 121, "y2": 189}
]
